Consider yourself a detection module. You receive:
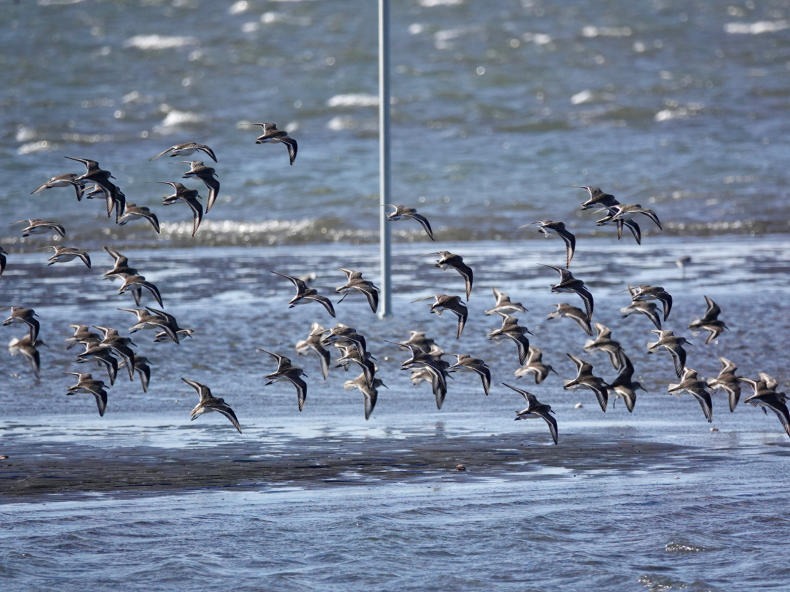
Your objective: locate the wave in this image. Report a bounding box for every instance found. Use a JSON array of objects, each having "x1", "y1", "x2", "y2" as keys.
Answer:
[
  {"x1": 724, "y1": 20, "x2": 789, "y2": 35},
  {"x1": 123, "y1": 35, "x2": 199, "y2": 51},
  {"x1": 327, "y1": 94, "x2": 379, "y2": 108}
]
